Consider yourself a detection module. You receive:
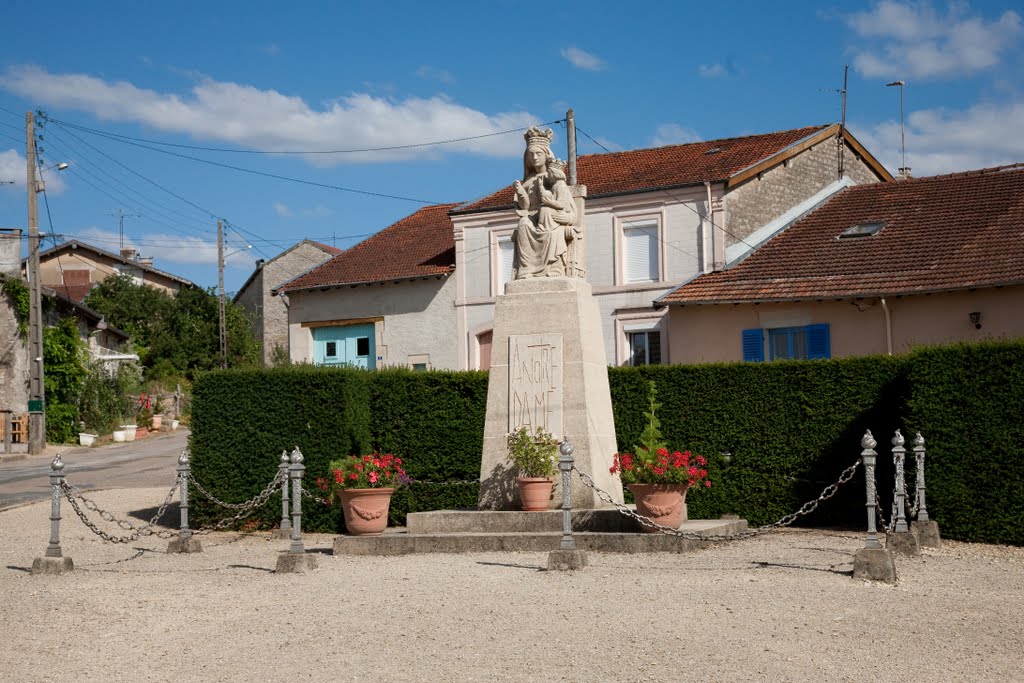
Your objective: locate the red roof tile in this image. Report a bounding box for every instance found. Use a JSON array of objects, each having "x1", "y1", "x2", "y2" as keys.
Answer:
[
  {"x1": 454, "y1": 125, "x2": 832, "y2": 213},
  {"x1": 312, "y1": 241, "x2": 344, "y2": 256},
  {"x1": 661, "y1": 164, "x2": 1024, "y2": 304},
  {"x1": 280, "y1": 204, "x2": 458, "y2": 291}
]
